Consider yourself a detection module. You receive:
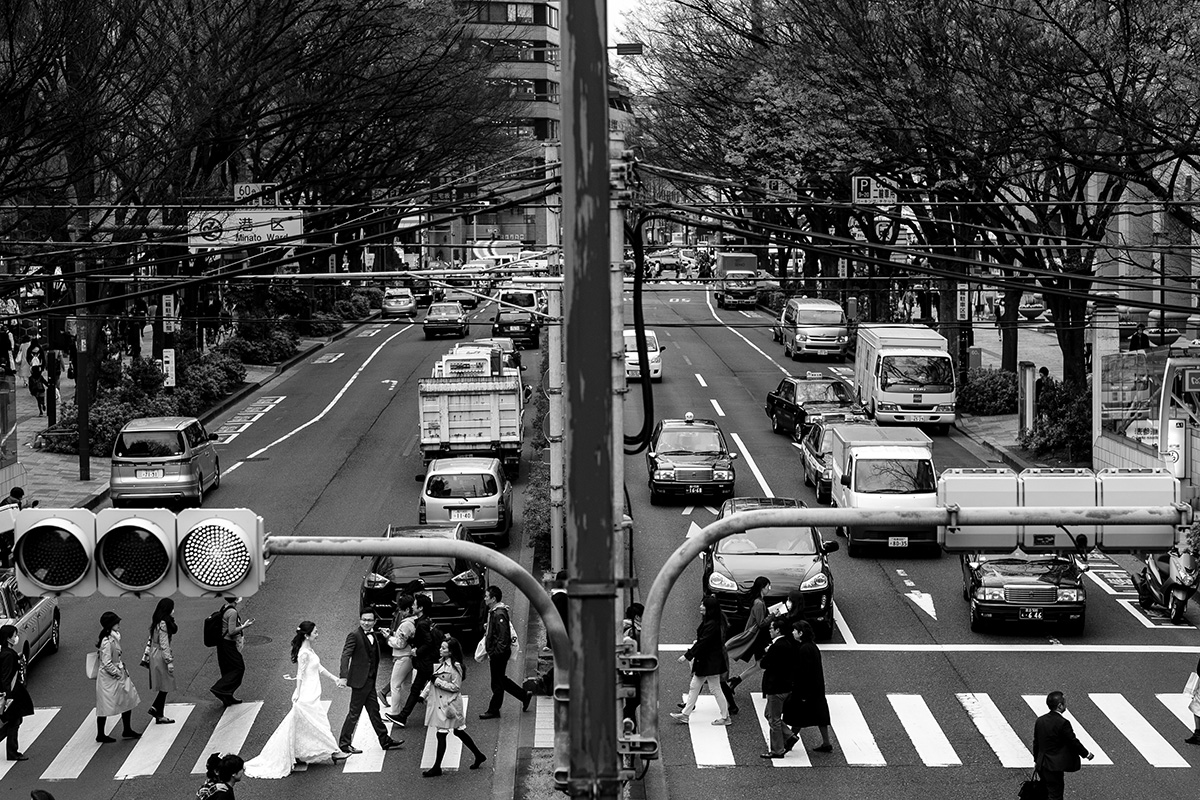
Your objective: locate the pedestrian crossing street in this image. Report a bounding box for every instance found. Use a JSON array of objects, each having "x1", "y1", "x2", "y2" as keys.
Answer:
[
  {"x1": 6, "y1": 697, "x2": 478, "y2": 783},
  {"x1": 655, "y1": 691, "x2": 1199, "y2": 769}
]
